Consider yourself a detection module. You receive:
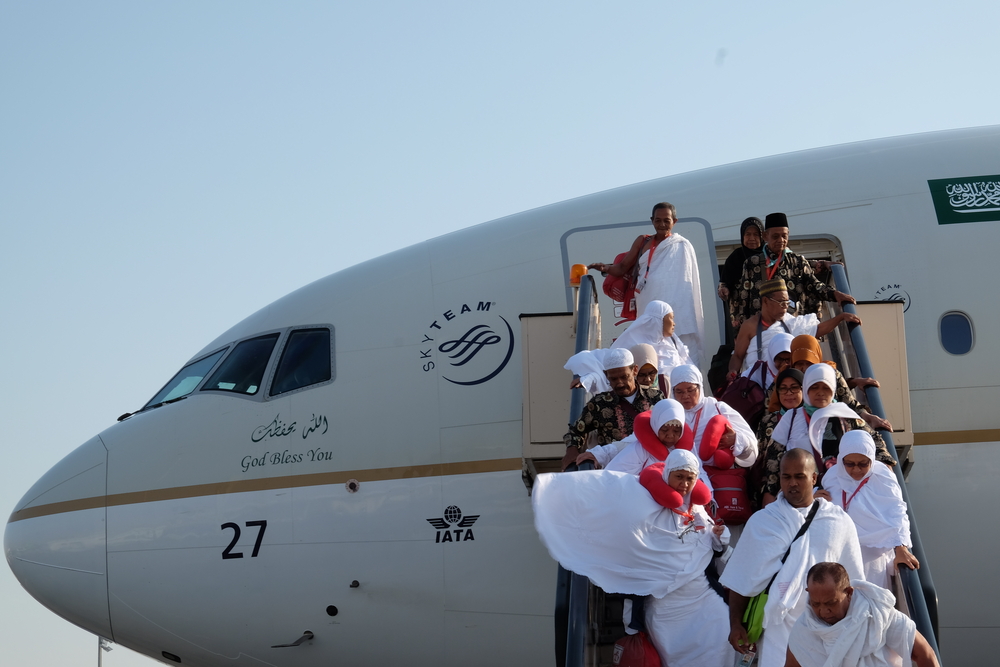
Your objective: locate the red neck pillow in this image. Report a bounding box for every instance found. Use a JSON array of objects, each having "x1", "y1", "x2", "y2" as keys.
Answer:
[
  {"x1": 698, "y1": 414, "x2": 735, "y2": 469},
  {"x1": 639, "y1": 462, "x2": 712, "y2": 509},
  {"x1": 635, "y1": 412, "x2": 694, "y2": 461}
]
